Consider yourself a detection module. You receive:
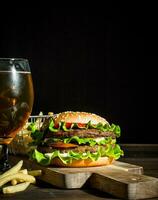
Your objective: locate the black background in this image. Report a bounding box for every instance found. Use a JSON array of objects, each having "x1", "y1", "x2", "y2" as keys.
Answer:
[{"x1": 0, "y1": 5, "x2": 157, "y2": 143}]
